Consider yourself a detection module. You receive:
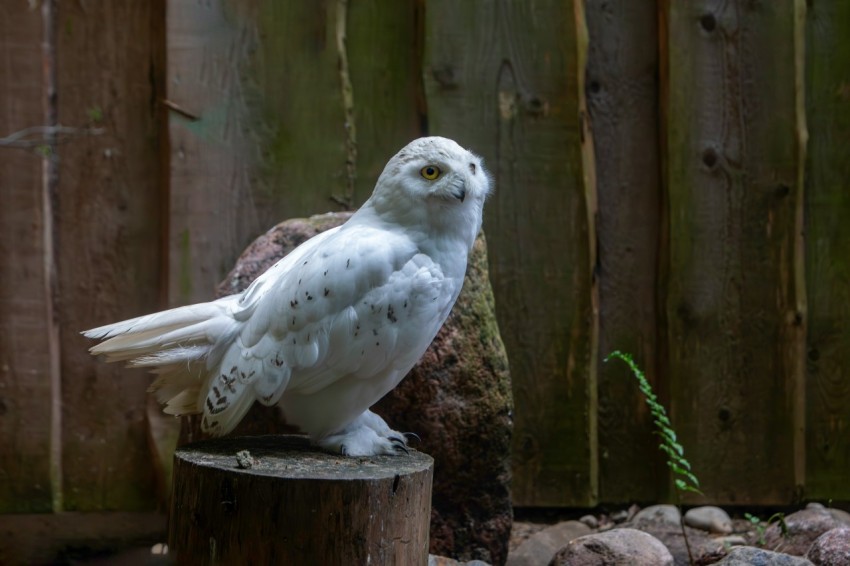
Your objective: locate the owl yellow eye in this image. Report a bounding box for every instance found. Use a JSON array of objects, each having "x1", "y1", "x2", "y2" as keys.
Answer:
[{"x1": 420, "y1": 165, "x2": 441, "y2": 180}]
